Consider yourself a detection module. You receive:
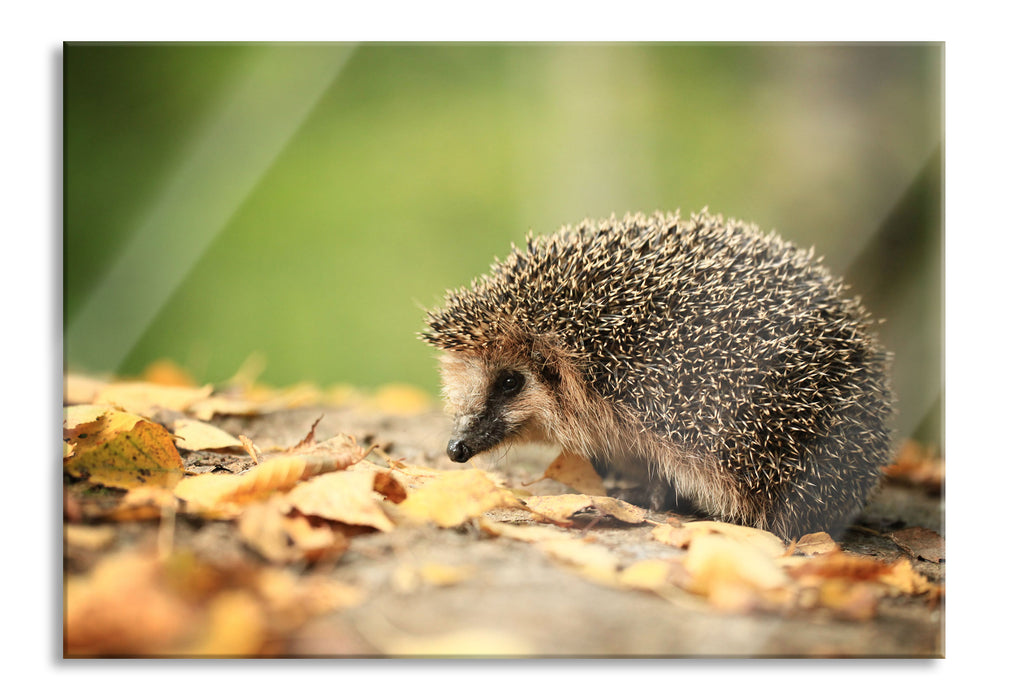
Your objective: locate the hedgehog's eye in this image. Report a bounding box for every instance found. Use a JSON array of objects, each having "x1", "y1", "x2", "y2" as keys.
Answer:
[{"x1": 497, "y1": 370, "x2": 525, "y2": 397}]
